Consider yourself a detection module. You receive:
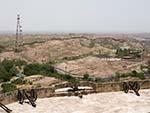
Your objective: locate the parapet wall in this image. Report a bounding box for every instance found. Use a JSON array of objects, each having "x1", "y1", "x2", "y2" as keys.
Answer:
[{"x1": 0, "y1": 79, "x2": 150, "y2": 105}]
